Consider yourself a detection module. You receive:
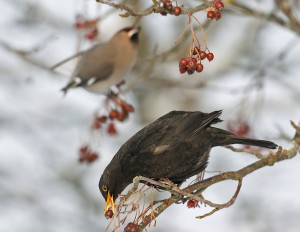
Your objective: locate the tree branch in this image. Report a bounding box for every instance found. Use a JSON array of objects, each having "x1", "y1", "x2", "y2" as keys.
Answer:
[
  {"x1": 95, "y1": 0, "x2": 212, "y2": 17},
  {"x1": 136, "y1": 120, "x2": 300, "y2": 231},
  {"x1": 227, "y1": 1, "x2": 300, "y2": 35}
]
